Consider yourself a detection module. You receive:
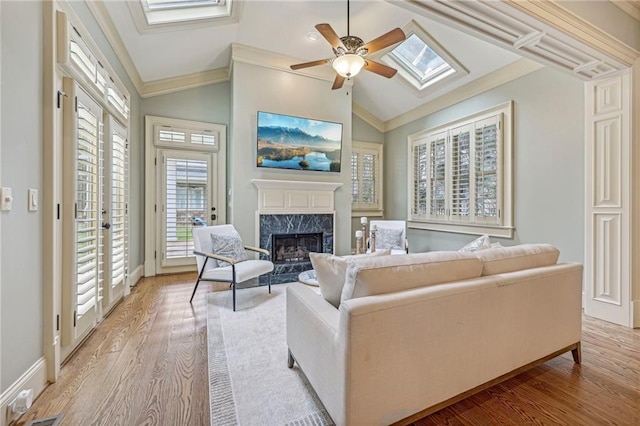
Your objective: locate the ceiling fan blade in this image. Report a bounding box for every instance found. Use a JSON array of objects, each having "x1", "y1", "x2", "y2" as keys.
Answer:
[
  {"x1": 315, "y1": 23, "x2": 346, "y2": 51},
  {"x1": 364, "y1": 60, "x2": 398, "y2": 78},
  {"x1": 290, "y1": 58, "x2": 332, "y2": 70},
  {"x1": 361, "y1": 28, "x2": 406, "y2": 54},
  {"x1": 332, "y1": 74, "x2": 346, "y2": 90}
]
